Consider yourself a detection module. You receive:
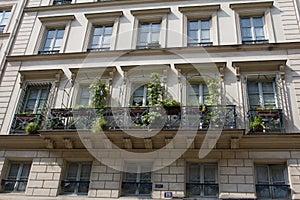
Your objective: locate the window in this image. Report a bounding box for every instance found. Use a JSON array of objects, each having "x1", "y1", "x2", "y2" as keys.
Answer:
[
  {"x1": 188, "y1": 83, "x2": 209, "y2": 106},
  {"x1": 137, "y1": 22, "x2": 161, "y2": 49},
  {"x1": 255, "y1": 164, "x2": 290, "y2": 199},
  {"x1": 77, "y1": 86, "x2": 91, "y2": 106},
  {"x1": 22, "y1": 85, "x2": 50, "y2": 114},
  {"x1": 2, "y1": 162, "x2": 31, "y2": 192},
  {"x1": 61, "y1": 162, "x2": 92, "y2": 195},
  {"x1": 0, "y1": 10, "x2": 11, "y2": 34},
  {"x1": 241, "y1": 16, "x2": 267, "y2": 44},
  {"x1": 188, "y1": 19, "x2": 211, "y2": 46},
  {"x1": 88, "y1": 25, "x2": 113, "y2": 52},
  {"x1": 53, "y1": 0, "x2": 72, "y2": 5},
  {"x1": 131, "y1": 85, "x2": 148, "y2": 106},
  {"x1": 247, "y1": 79, "x2": 278, "y2": 110},
  {"x1": 121, "y1": 163, "x2": 152, "y2": 196},
  {"x1": 186, "y1": 163, "x2": 218, "y2": 197},
  {"x1": 40, "y1": 28, "x2": 65, "y2": 54}
]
